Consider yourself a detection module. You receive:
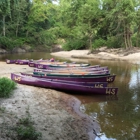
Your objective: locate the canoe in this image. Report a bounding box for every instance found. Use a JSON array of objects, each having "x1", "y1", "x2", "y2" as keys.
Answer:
[
  {"x1": 16, "y1": 58, "x2": 45, "y2": 65},
  {"x1": 28, "y1": 59, "x2": 76, "y2": 67},
  {"x1": 28, "y1": 60, "x2": 65, "y2": 67},
  {"x1": 33, "y1": 71, "x2": 110, "y2": 77},
  {"x1": 6, "y1": 59, "x2": 17, "y2": 64},
  {"x1": 28, "y1": 60, "x2": 50, "y2": 67},
  {"x1": 6, "y1": 59, "x2": 30, "y2": 64},
  {"x1": 15, "y1": 59, "x2": 30, "y2": 65},
  {"x1": 34, "y1": 66, "x2": 109, "y2": 72},
  {"x1": 21, "y1": 72, "x2": 116, "y2": 83},
  {"x1": 14, "y1": 73, "x2": 108, "y2": 87},
  {"x1": 35, "y1": 63, "x2": 90, "y2": 69},
  {"x1": 6, "y1": 58, "x2": 52, "y2": 65},
  {"x1": 35, "y1": 63, "x2": 100, "y2": 69},
  {"x1": 11, "y1": 73, "x2": 118, "y2": 95},
  {"x1": 49, "y1": 63, "x2": 90, "y2": 67},
  {"x1": 33, "y1": 69, "x2": 110, "y2": 75}
]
